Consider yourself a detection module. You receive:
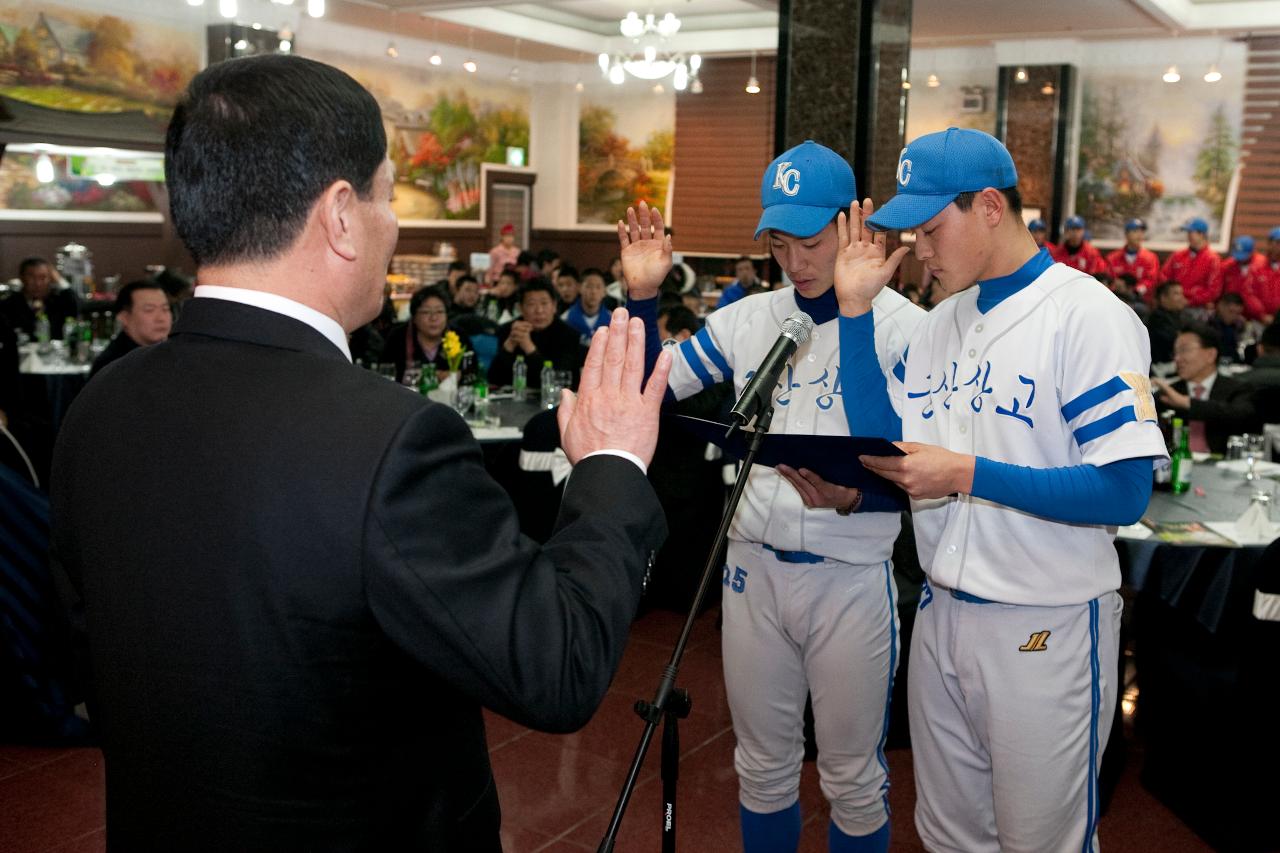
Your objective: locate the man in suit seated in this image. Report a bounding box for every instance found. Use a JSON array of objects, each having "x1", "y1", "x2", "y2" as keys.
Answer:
[
  {"x1": 89, "y1": 279, "x2": 173, "y2": 379},
  {"x1": 1147, "y1": 280, "x2": 1188, "y2": 365},
  {"x1": 1241, "y1": 321, "x2": 1280, "y2": 427},
  {"x1": 50, "y1": 54, "x2": 672, "y2": 851},
  {"x1": 1154, "y1": 323, "x2": 1255, "y2": 454},
  {"x1": 0, "y1": 258, "x2": 79, "y2": 340}
]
